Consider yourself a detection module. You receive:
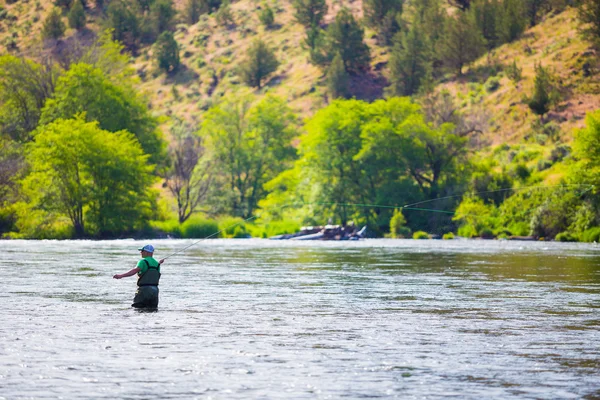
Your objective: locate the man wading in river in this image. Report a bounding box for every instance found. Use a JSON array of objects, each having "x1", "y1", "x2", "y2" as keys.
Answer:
[{"x1": 113, "y1": 245, "x2": 165, "y2": 309}]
